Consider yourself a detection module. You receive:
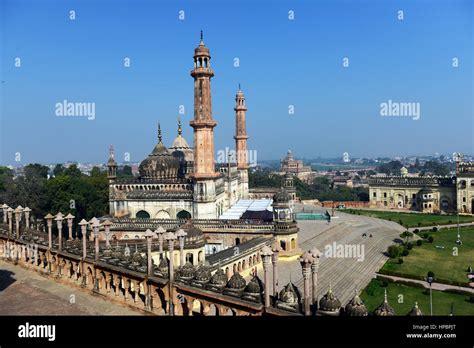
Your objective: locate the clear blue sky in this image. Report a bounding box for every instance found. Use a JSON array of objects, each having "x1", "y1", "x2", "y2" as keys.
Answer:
[{"x1": 1, "y1": 0, "x2": 472, "y2": 165}]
